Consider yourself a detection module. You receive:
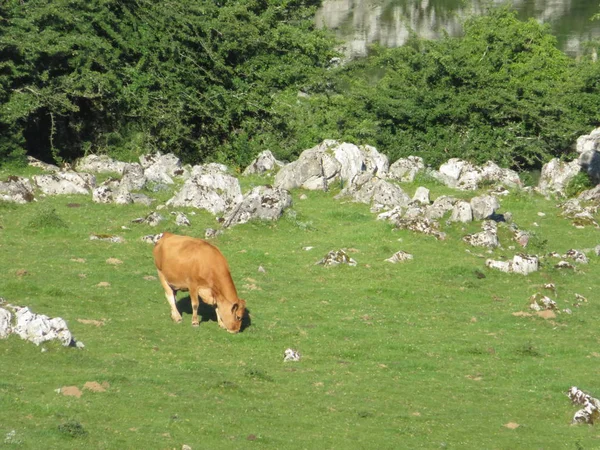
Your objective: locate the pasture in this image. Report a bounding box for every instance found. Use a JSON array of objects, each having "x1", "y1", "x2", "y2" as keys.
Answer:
[{"x1": 0, "y1": 169, "x2": 599, "y2": 449}]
